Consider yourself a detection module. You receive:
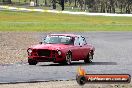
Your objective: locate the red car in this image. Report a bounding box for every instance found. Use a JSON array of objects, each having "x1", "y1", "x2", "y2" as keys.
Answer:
[{"x1": 27, "y1": 34, "x2": 95, "y2": 65}]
